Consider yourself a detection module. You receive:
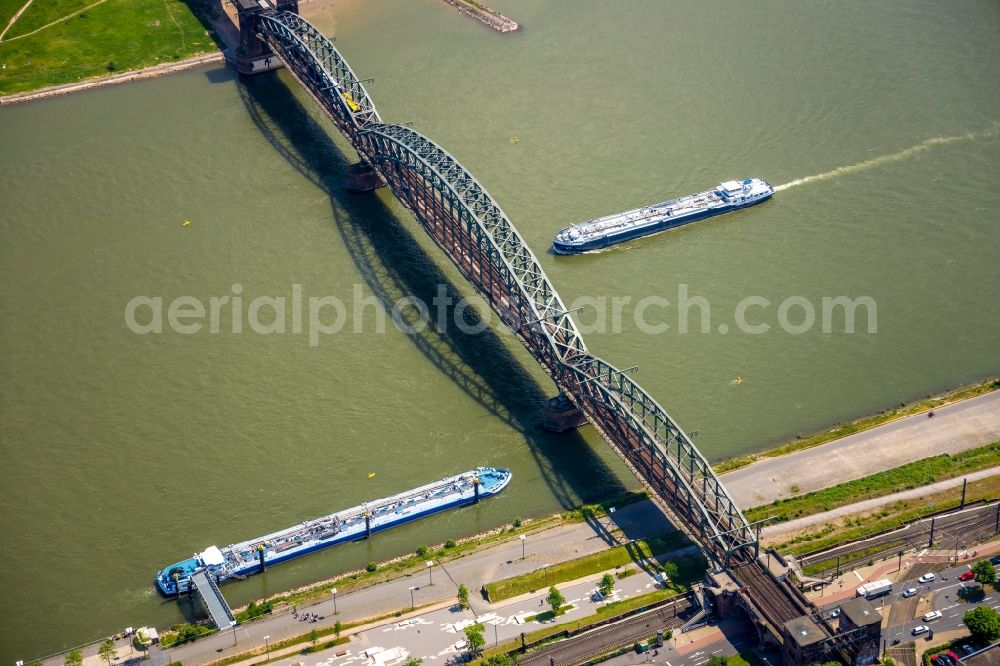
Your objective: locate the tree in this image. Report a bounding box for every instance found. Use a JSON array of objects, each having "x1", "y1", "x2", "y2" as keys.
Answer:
[
  {"x1": 99, "y1": 639, "x2": 118, "y2": 666},
  {"x1": 547, "y1": 586, "x2": 565, "y2": 614},
  {"x1": 897, "y1": 549, "x2": 905, "y2": 572},
  {"x1": 416, "y1": 546, "x2": 428, "y2": 557},
  {"x1": 464, "y1": 623, "x2": 485, "y2": 655},
  {"x1": 964, "y1": 605, "x2": 1000, "y2": 642},
  {"x1": 483, "y1": 655, "x2": 519, "y2": 666},
  {"x1": 65, "y1": 650, "x2": 84, "y2": 666},
  {"x1": 334, "y1": 620, "x2": 343, "y2": 638},
  {"x1": 972, "y1": 559, "x2": 997, "y2": 587},
  {"x1": 881, "y1": 657, "x2": 897, "y2": 666},
  {"x1": 403, "y1": 659, "x2": 423, "y2": 666},
  {"x1": 458, "y1": 583, "x2": 470, "y2": 610},
  {"x1": 599, "y1": 573, "x2": 615, "y2": 598},
  {"x1": 309, "y1": 628, "x2": 319, "y2": 647}
]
